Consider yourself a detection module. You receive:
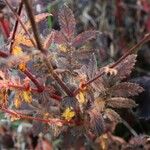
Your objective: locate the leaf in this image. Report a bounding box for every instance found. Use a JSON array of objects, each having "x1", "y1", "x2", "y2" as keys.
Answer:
[
  {"x1": 32, "y1": 118, "x2": 49, "y2": 136},
  {"x1": 62, "y1": 107, "x2": 75, "y2": 121},
  {"x1": 94, "y1": 98, "x2": 105, "y2": 112},
  {"x1": 110, "y1": 82, "x2": 144, "y2": 97},
  {"x1": 72, "y1": 30, "x2": 97, "y2": 47},
  {"x1": 105, "y1": 109, "x2": 121, "y2": 123},
  {"x1": 89, "y1": 109, "x2": 105, "y2": 136},
  {"x1": 58, "y1": 5, "x2": 76, "y2": 40},
  {"x1": 61, "y1": 96, "x2": 78, "y2": 109},
  {"x1": 87, "y1": 53, "x2": 97, "y2": 79},
  {"x1": 114, "y1": 54, "x2": 137, "y2": 80},
  {"x1": 107, "y1": 97, "x2": 137, "y2": 109},
  {"x1": 53, "y1": 30, "x2": 67, "y2": 44},
  {"x1": 43, "y1": 31, "x2": 55, "y2": 49}
]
